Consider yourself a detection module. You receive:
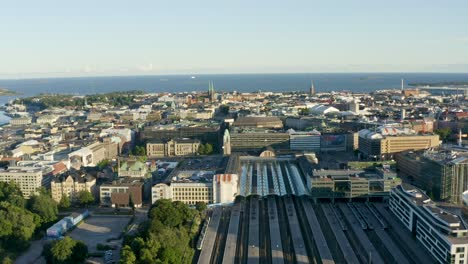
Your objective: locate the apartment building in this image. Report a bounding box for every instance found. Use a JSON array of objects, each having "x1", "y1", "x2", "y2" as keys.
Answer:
[
  {"x1": 0, "y1": 166, "x2": 43, "y2": 198},
  {"x1": 51, "y1": 172, "x2": 96, "y2": 203},
  {"x1": 389, "y1": 184, "x2": 468, "y2": 264}
]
